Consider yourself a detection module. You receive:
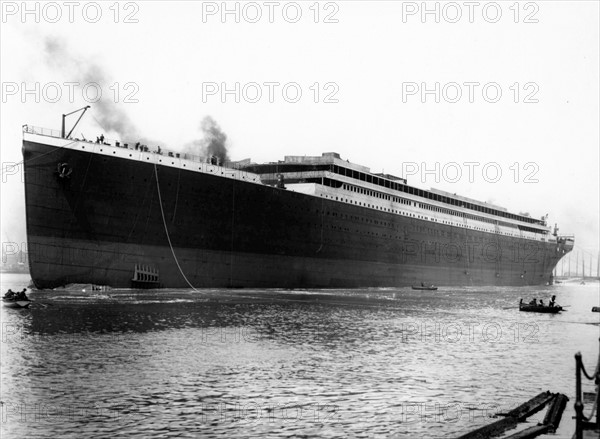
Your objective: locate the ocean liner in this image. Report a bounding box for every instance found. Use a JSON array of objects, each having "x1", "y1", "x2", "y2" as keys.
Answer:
[{"x1": 21, "y1": 124, "x2": 574, "y2": 289}]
